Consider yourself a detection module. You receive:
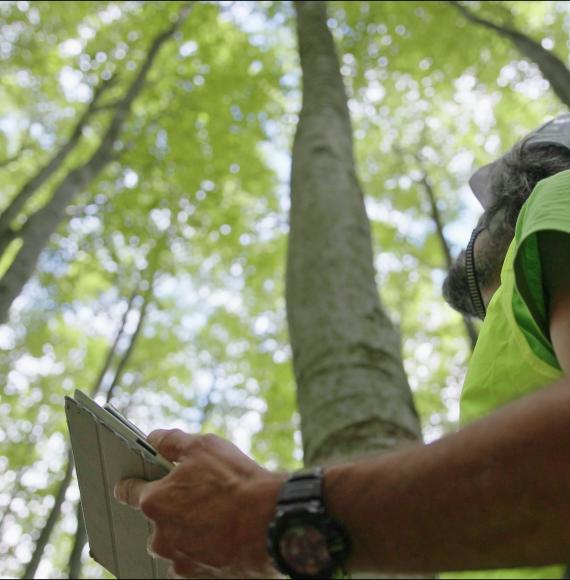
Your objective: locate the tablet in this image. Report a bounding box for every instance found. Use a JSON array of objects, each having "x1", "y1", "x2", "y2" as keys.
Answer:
[{"x1": 65, "y1": 390, "x2": 174, "y2": 579}]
